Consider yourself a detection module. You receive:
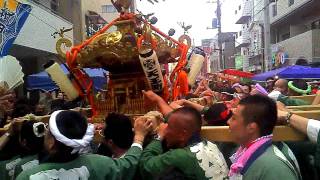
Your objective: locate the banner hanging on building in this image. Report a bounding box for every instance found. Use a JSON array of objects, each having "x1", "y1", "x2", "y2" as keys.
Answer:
[
  {"x1": 0, "y1": 0, "x2": 31, "y2": 56},
  {"x1": 235, "y1": 55, "x2": 243, "y2": 70}
]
